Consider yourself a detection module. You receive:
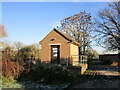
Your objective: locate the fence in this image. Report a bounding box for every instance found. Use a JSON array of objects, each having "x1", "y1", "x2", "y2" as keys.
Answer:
[{"x1": 63, "y1": 55, "x2": 87, "y2": 67}]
